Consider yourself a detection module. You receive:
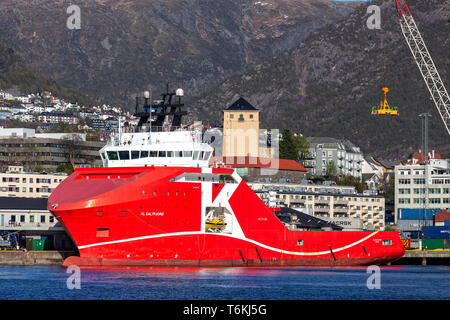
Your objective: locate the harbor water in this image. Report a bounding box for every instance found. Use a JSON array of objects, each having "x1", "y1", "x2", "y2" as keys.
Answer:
[{"x1": 0, "y1": 265, "x2": 449, "y2": 300}]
